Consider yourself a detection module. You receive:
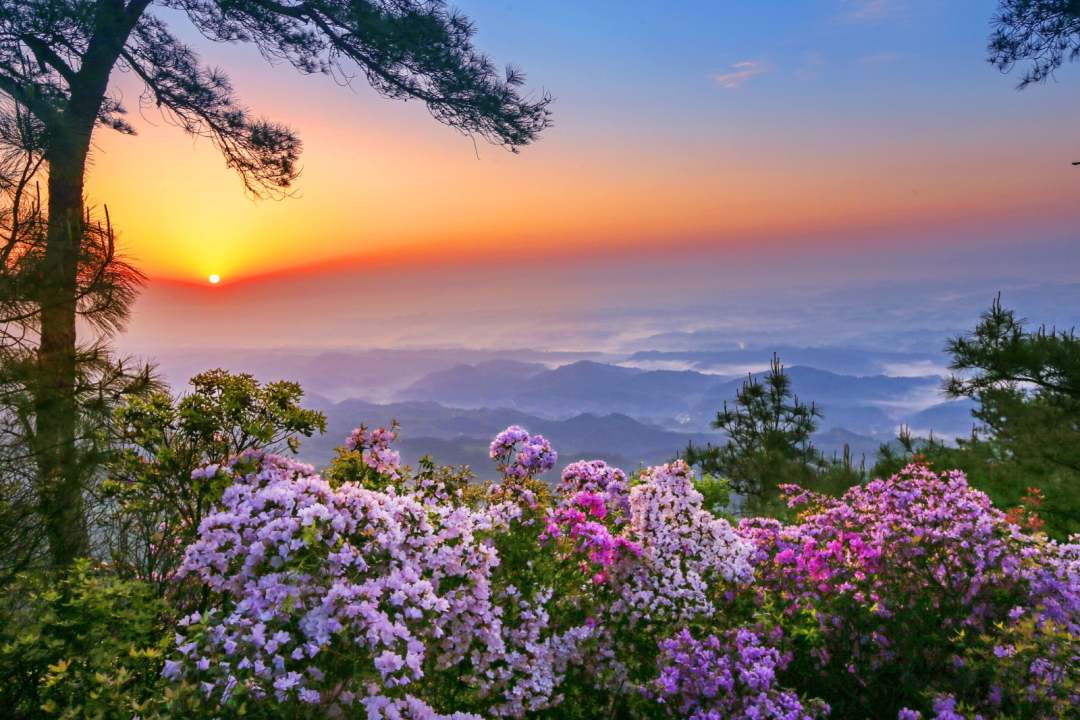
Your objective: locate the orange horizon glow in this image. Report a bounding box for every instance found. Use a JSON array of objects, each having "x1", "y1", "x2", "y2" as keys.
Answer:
[
  {"x1": 90, "y1": 110, "x2": 1080, "y2": 286},
  {"x1": 83, "y1": 9, "x2": 1080, "y2": 288}
]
